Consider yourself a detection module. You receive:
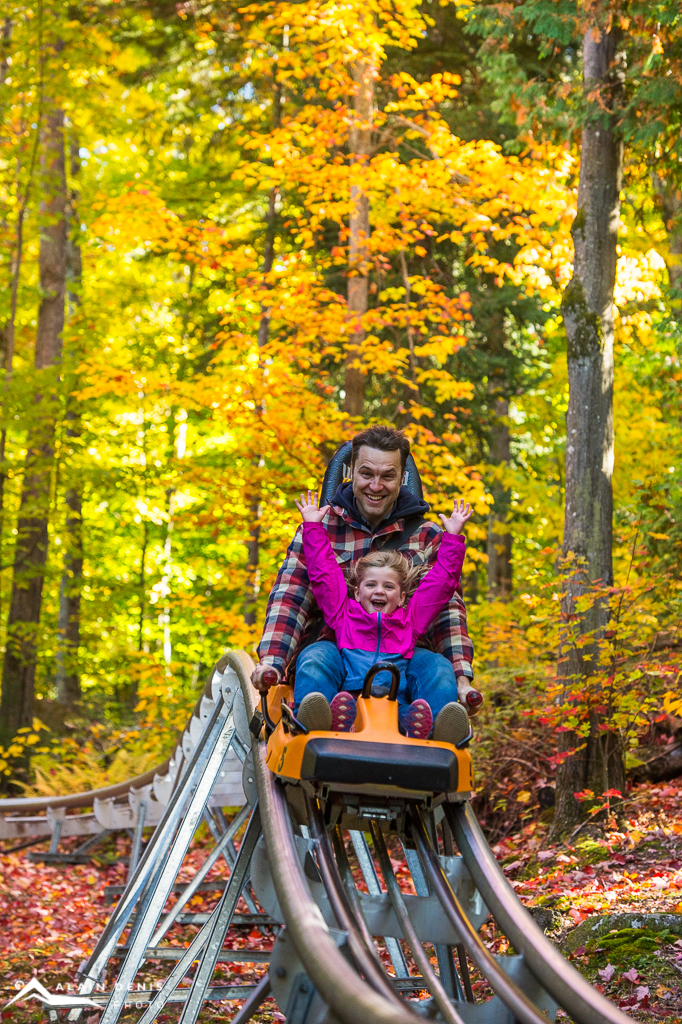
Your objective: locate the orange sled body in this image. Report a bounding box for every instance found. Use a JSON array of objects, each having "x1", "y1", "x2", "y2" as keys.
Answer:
[{"x1": 263, "y1": 683, "x2": 473, "y2": 802}]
